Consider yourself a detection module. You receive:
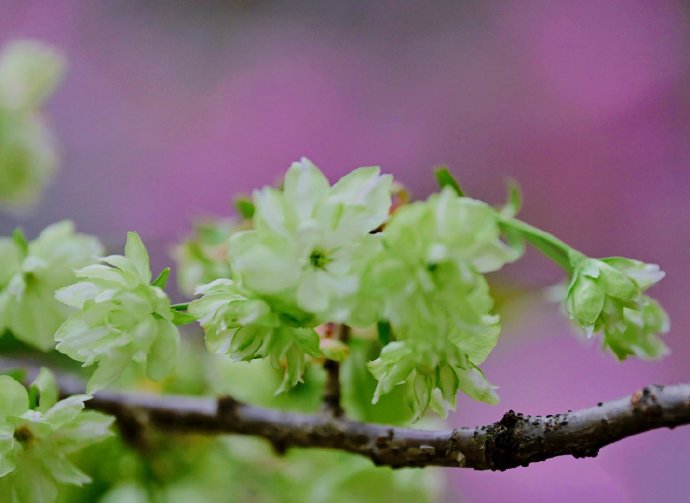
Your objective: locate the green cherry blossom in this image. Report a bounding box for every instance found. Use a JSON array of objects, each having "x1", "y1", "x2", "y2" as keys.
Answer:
[
  {"x1": 0, "y1": 40, "x2": 65, "y2": 111},
  {"x1": 55, "y1": 232, "x2": 180, "y2": 392},
  {"x1": 0, "y1": 221, "x2": 104, "y2": 350},
  {"x1": 0, "y1": 370, "x2": 113, "y2": 502},
  {"x1": 172, "y1": 217, "x2": 237, "y2": 297},
  {"x1": 362, "y1": 188, "x2": 512, "y2": 416},
  {"x1": 382, "y1": 187, "x2": 519, "y2": 274},
  {"x1": 565, "y1": 257, "x2": 669, "y2": 359},
  {"x1": 0, "y1": 40, "x2": 65, "y2": 208},
  {"x1": 188, "y1": 279, "x2": 320, "y2": 392},
  {"x1": 228, "y1": 158, "x2": 392, "y2": 323}
]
